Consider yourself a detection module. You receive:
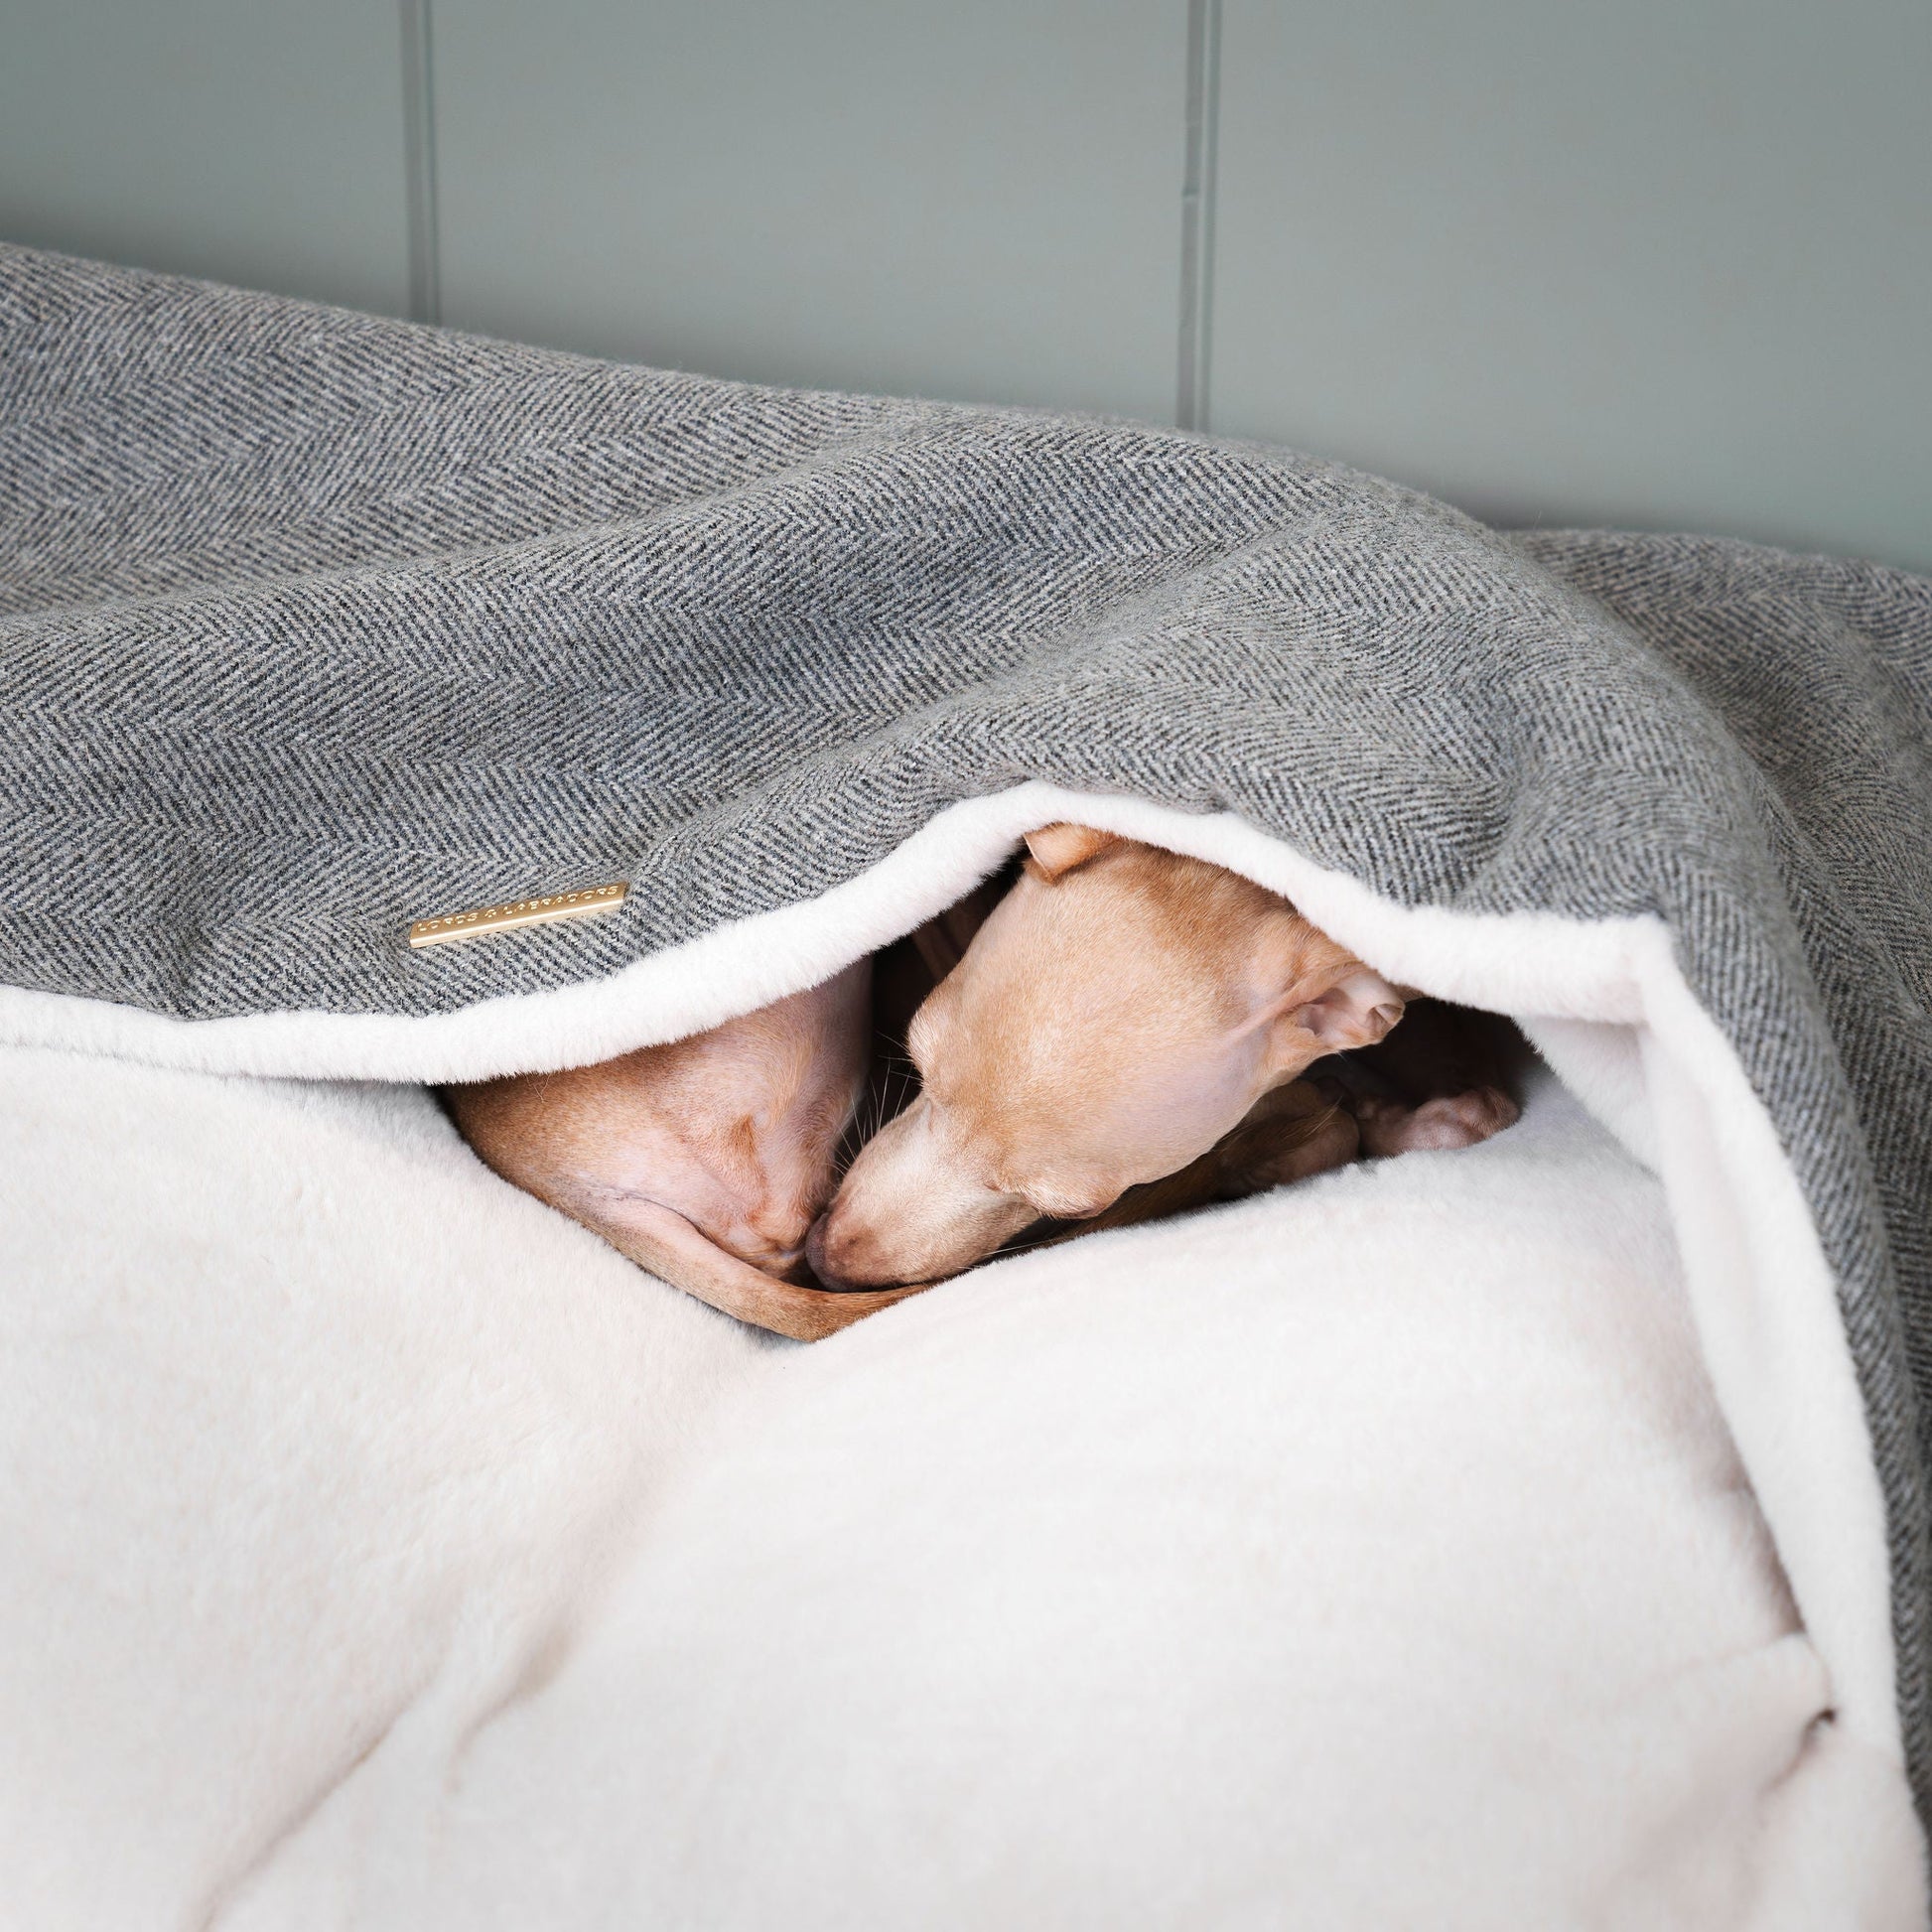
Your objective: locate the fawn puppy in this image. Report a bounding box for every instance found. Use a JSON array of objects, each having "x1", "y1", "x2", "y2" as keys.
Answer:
[
  {"x1": 808, "y1": 825, "x2": 1518, "y2": 1293},
  {"x1": 807, "y1": 826, "x2": 1402, "y2": 1290}
]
